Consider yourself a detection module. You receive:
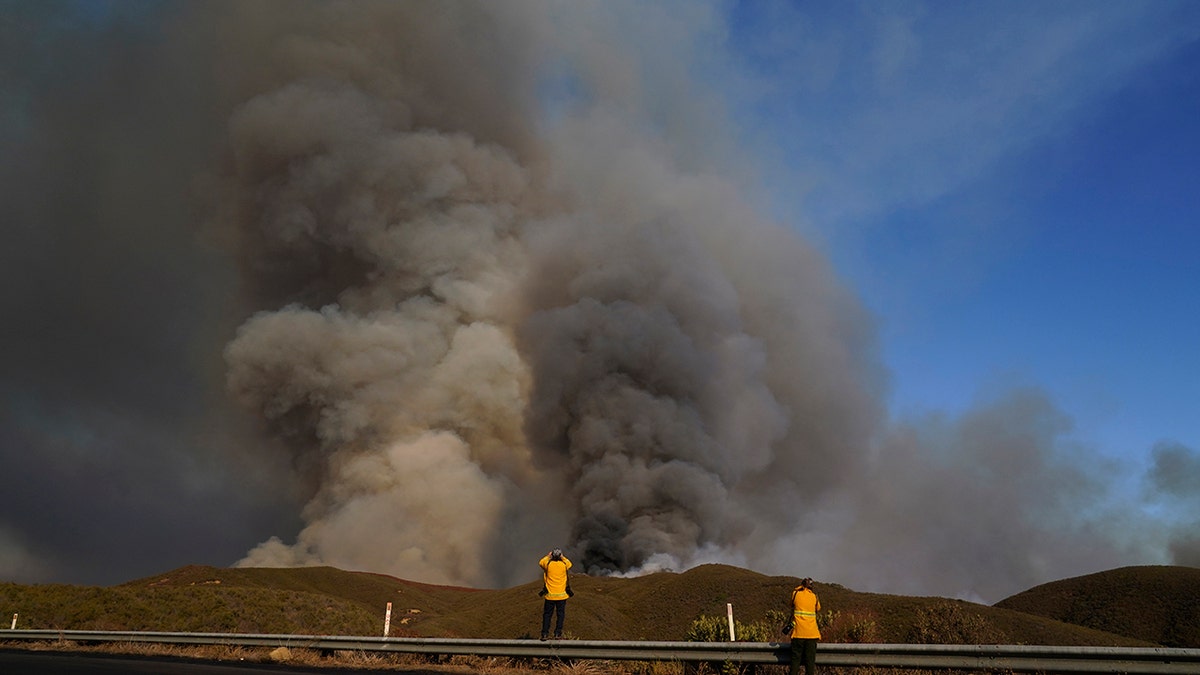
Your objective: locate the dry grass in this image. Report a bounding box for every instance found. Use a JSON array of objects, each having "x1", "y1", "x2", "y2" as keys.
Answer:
[
  {"x1": 994, "y1": 565, "x2": 1200, "y2": 648},
  {"x1": 4, "y1": 562, "x2": 1195, "y2": 656},
  {"x1": 0, "y1": 639, "x2": 566, "y2": 673}
]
